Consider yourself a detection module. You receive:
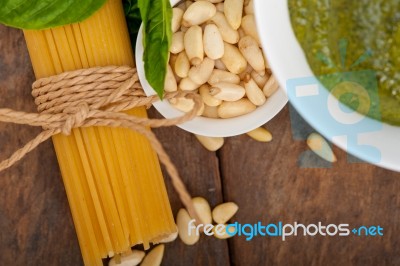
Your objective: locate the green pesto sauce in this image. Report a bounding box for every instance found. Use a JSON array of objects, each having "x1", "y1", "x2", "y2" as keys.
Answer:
[{"x1": 289, "y1": 0, "x2": 400, "y2": 125}]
